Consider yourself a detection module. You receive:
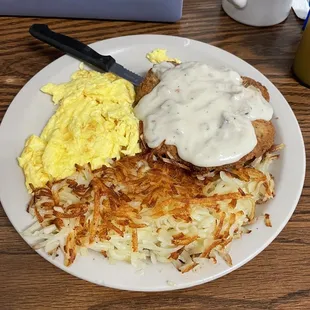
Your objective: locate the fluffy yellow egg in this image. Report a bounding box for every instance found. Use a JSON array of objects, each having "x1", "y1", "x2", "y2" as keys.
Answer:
[
  {"x1": 146, "y1": 49, "x2": 181, "y2": 64},
  {"x1": 18, "y1": 68, "x2": 140, "y2": 191}
]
